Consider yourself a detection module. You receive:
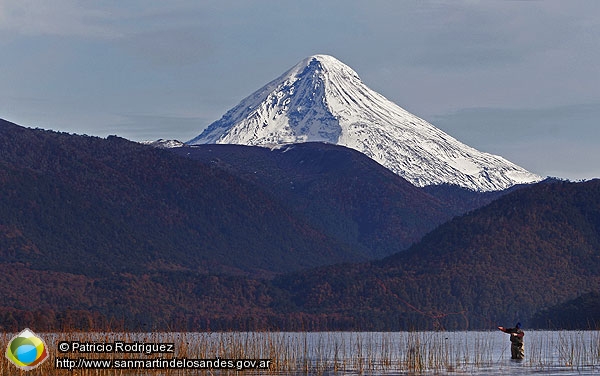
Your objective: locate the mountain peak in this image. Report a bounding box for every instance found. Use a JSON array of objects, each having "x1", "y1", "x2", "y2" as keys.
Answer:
[
  {"x1": 188, "y1": 55, "x2": 542, "y2": 191},
  {"x1": 295, "y1": 54, "x2": 360, "y2": 76},
  {"x1": 305, "y1": 54, "x2": 340, "y2": 62}
]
